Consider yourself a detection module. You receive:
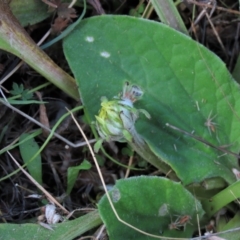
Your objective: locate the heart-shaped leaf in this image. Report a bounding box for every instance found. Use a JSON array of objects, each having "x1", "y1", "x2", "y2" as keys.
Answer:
[{"x1": 63, "y1": 15, "x2": 240, "y2": 184}]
